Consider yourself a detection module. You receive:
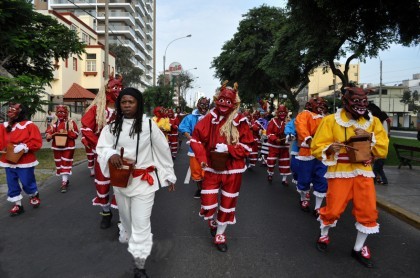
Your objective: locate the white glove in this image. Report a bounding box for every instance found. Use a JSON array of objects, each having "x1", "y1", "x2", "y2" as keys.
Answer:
[
  {"x1": 215, "y1": 143, "x2": 228, "y2": 153},
  {"x1": 14, "y1": 143, "x2": 28, "y2": 153},
  {"x1": 186, "y1": 140, "x2": 191, "y2": 145}
]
